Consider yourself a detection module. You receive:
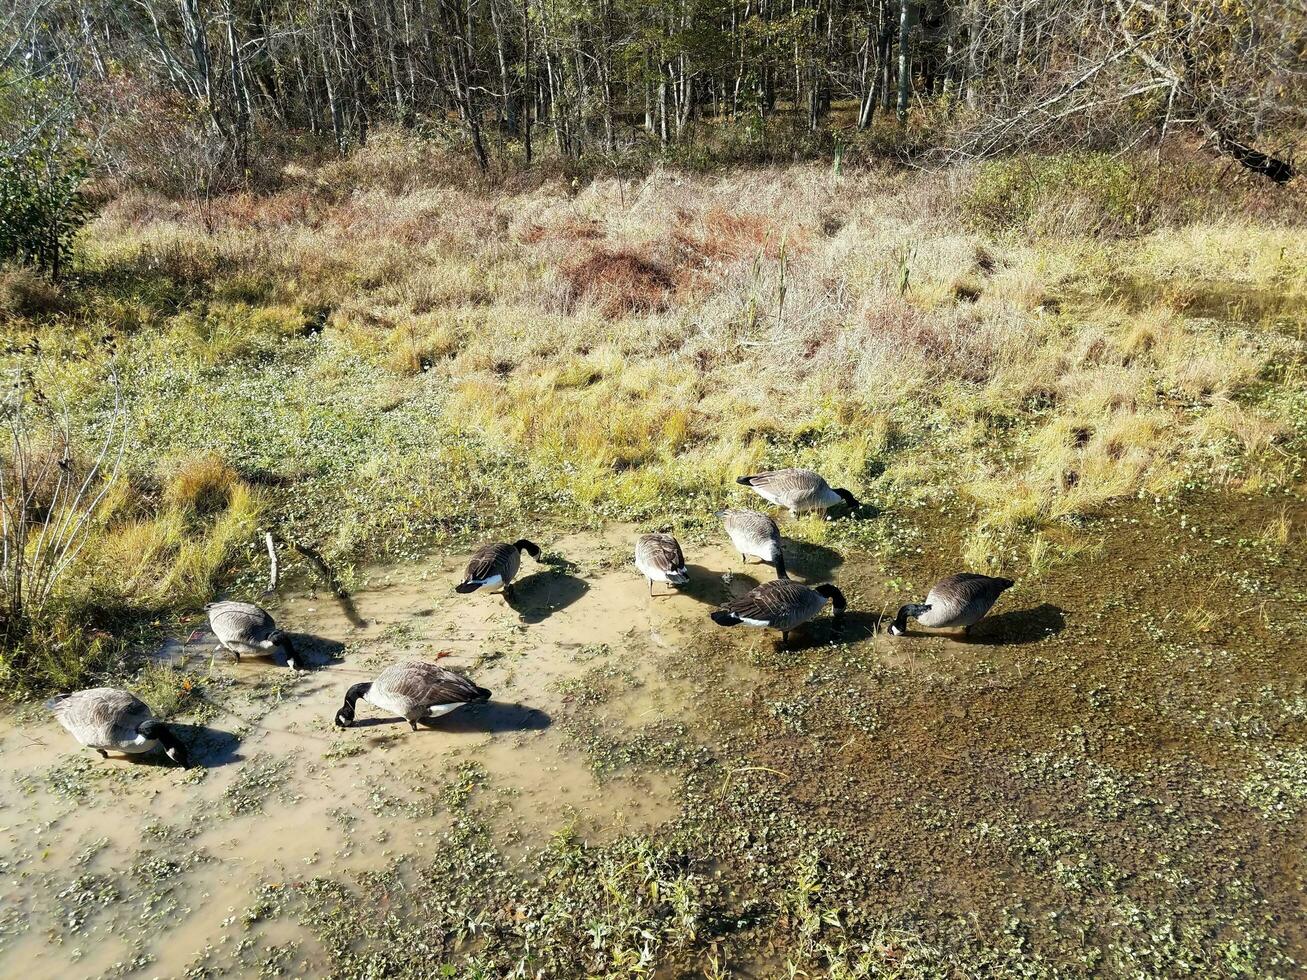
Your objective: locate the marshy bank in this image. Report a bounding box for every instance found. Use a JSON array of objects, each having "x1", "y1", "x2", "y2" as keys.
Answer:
[{"x1": 1, "y1": 148, "x2": 1305, "y2": 976}]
